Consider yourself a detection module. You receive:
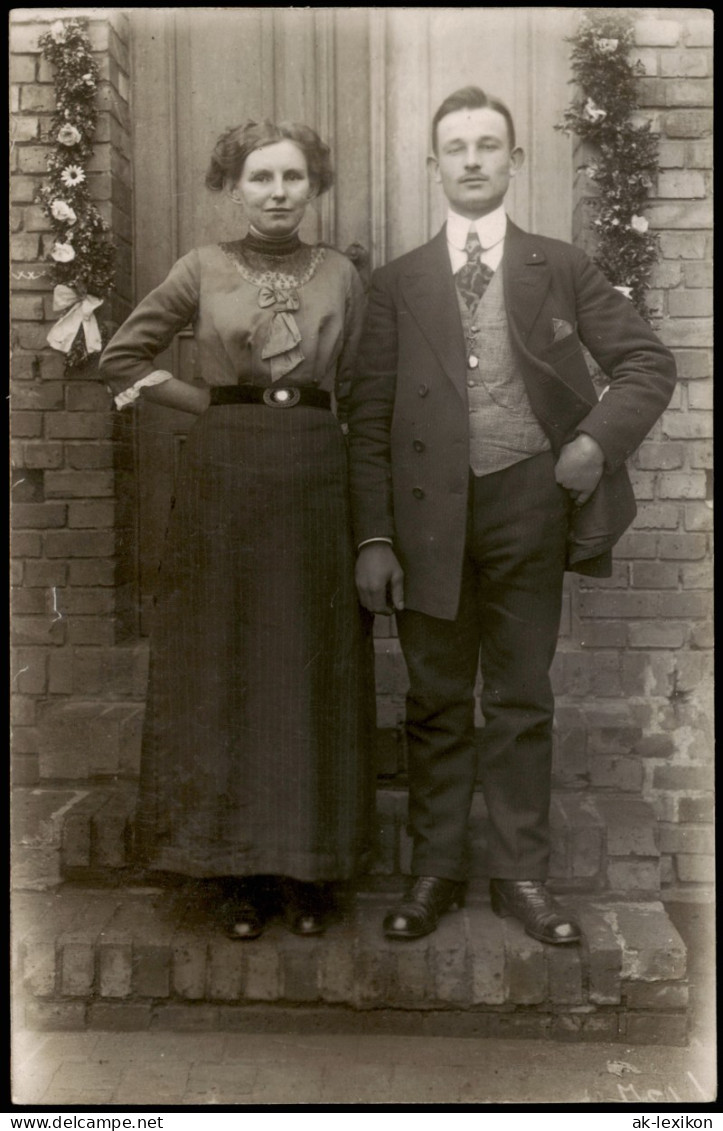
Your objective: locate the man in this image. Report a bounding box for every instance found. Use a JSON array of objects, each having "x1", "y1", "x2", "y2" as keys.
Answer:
[{"x1": 347, "y1": 87, "x2": 676, "y2": 944}]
